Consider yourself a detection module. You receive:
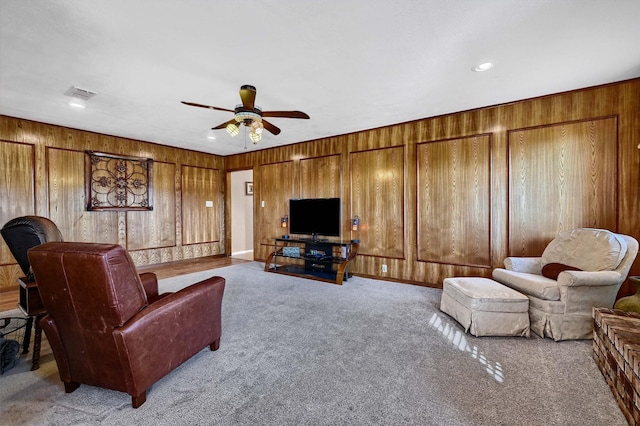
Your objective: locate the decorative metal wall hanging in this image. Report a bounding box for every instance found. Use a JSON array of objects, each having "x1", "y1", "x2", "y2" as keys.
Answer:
[{"x1": 85, "y1": 151, "x2": 153, "y2": 211}]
